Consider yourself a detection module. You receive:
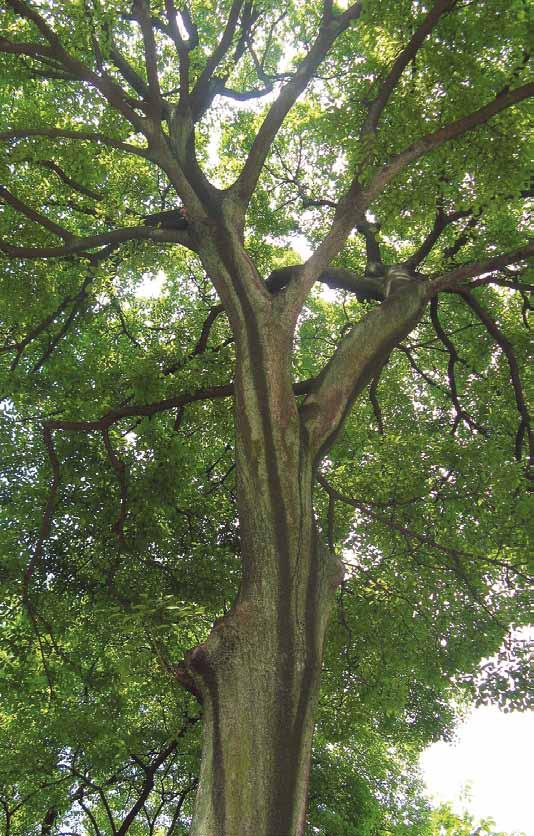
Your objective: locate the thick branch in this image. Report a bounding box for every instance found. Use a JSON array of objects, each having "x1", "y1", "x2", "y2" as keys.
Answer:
[
  {"x1": 364, "y1": 83, "x2": 534, "y2": 202},
  {"x1": 109, "y1": 43, "x2": 151, "y2": 100},
  {"x1": 46, "y1": 384, "x2": 234, "y2": 433},
  {"x1": 300, "y1": 282, "x2": 427, "y2": 458},
  {"x1": 230, "y1": 4, "x2": 363, "y2": 208},
  {"x1": 277, "y1": 35, "x2": 532, "y2": 308},
  {"x1": 0, "y1": 36, "x2": 54, "y2": 59},
  {"x1": 216, "y1": 83, "x2": 274, "y2": 101},
  {"x1": 429, "y1": 243, "x2": 534, "y2": 293},
  {"x1": 0, "y1": 127, "x2": 150, "y2": 158},
  {"x1": 266, "y1": 264, "x2": 385, "y2": 300},
  {"x1": 163, "y1": 0, "x2": 195, "y2": 98},
  {"x1": 0, "y1": 225, "x2": 194, "y2": 259},
  {"x1": 45, "y1": 379, "x2": 314, "y2": 437},
  {"x1": 6, "y1": 0, "x2": 147, "y2": 133},
  {"x1": 133, "y1": 0, "x2": 163, "y2": 119},
  {"x1": 191, "y1": 0, "x2": 245, "y2": 114}
]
